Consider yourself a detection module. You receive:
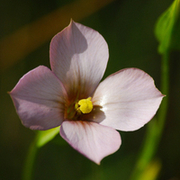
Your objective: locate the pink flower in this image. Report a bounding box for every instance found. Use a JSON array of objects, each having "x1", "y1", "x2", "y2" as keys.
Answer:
[{"x1": 10, "y1": 20, "x2": 164, "y2": 164}]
